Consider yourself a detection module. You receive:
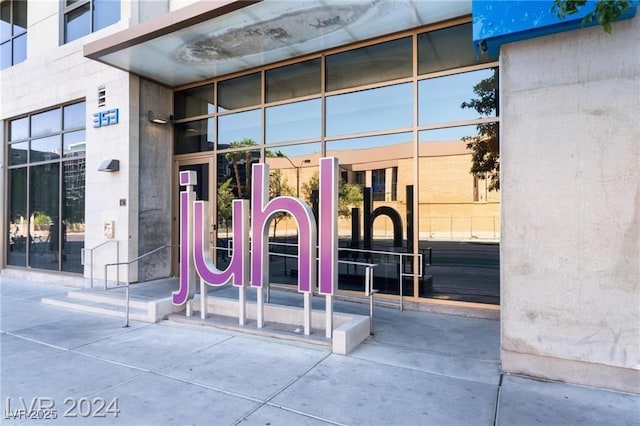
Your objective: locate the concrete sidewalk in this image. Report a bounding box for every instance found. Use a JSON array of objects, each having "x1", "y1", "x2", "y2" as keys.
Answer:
[{"x1": 1, "y1": 276, "x2": 638, "y2": 425}]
